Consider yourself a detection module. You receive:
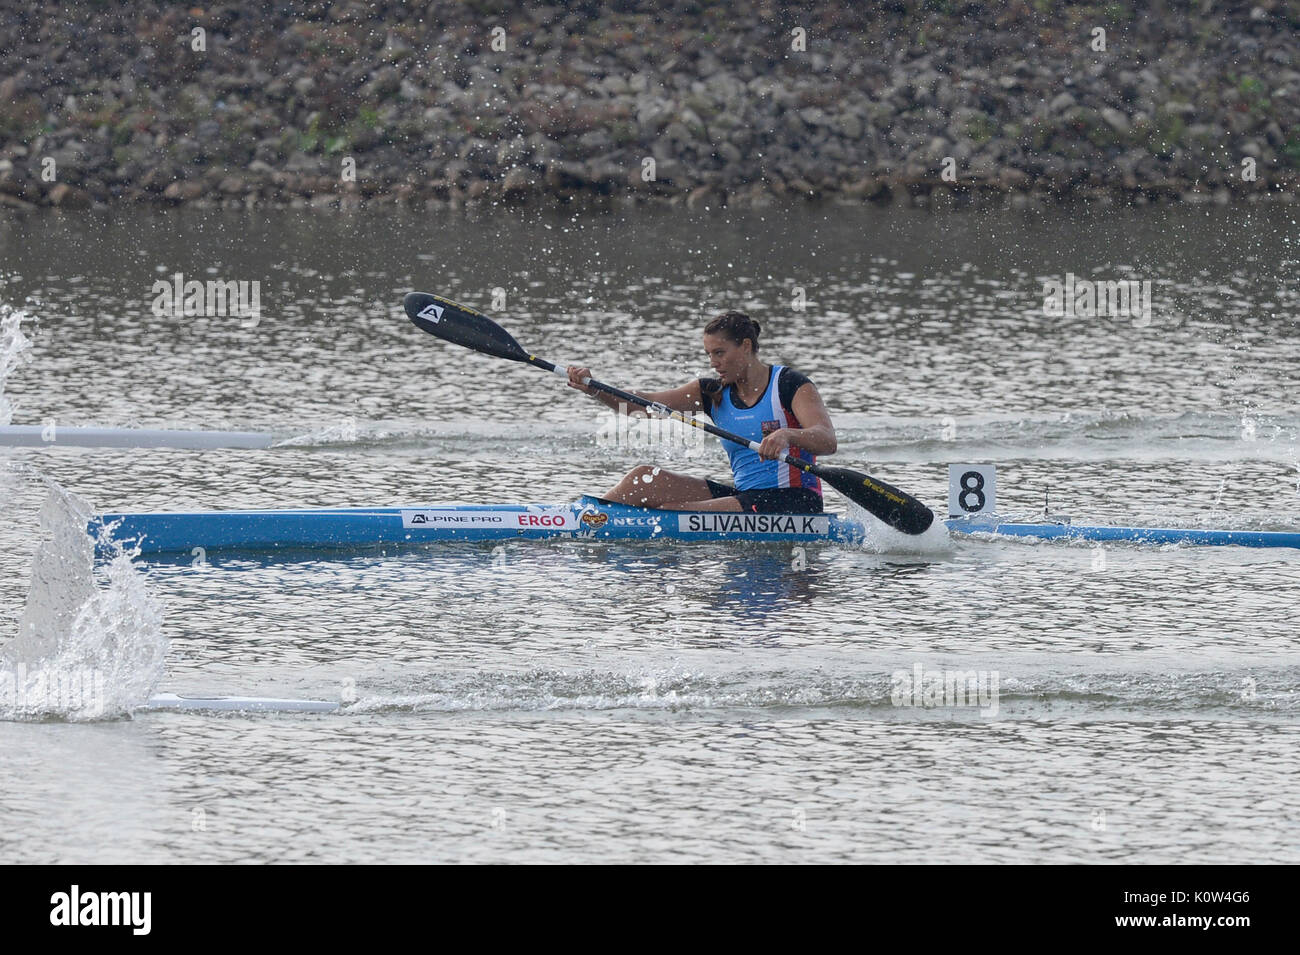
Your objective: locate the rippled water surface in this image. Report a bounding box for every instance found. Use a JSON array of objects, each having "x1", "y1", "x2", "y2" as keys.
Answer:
[{"x1": 1, "y1": 202, "x2": 1297, "y2": 863}]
